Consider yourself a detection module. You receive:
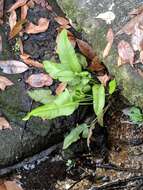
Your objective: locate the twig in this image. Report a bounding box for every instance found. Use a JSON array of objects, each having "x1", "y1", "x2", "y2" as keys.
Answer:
[
  {"x1": 90, "y1": 176, "x2": 143, "y2": 190},
  {"x1": 0, "y1": 143, "x2": 62, "y2": 176}
]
